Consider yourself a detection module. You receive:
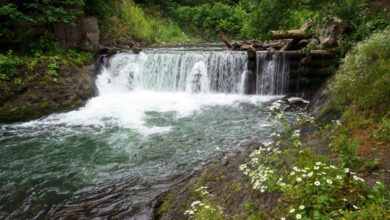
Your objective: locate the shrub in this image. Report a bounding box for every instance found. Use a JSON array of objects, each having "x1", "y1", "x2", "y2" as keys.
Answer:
[
  {"x1": 0, "y1": 51, "x2": 20, "y2": 82},
  {"x1": 374, "y1": 116, "x2": 390, "y2": 142},
  {"x1": 332, "y1": 28, "x2": 390, "y2": 115},
  {"x1": 89, "y1": 0, "x2": 188, "y2": 44},
  {"x1": 175, "y1": 3, "x2": 247, "y2": 39}
]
